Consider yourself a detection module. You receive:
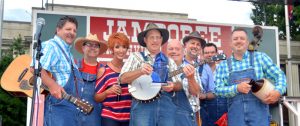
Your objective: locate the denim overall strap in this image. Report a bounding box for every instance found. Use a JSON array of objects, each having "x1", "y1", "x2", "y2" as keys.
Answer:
[
  {"x1": 140, "y1": 52, "x2": 148, "y2": 61},
  {"x1": 227, "y1": 51, "x2": 254, "y2": 70},
  {"x1": 227, "y1": 57, "x2": 232, "y2": 72},
  {"x1": 52, "y1": 42, "x2": 84, "y2": 98},
  {"x1": 76, "y1": 58, "x2": 83, "y2": 69},
  {"x1": 226, "y1": 52, "x2": 269, "y2": 126},
  {"x1": 198, "y1": 64, "x2": 204, "y2": 76},
  {"x1": 54, "y1": 42, "x2": 79, "y2": 97}
]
